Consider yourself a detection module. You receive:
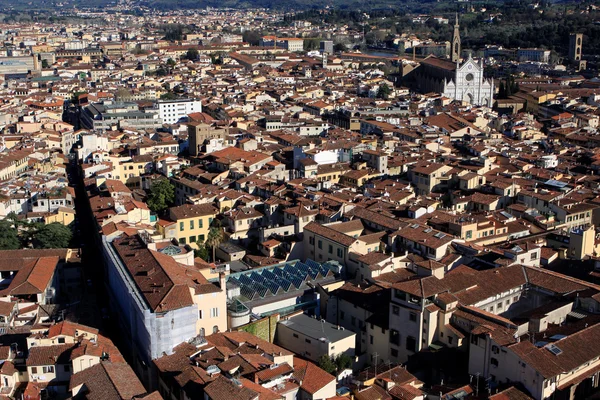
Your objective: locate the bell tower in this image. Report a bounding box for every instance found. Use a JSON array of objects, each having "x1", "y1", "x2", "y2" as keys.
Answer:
[{"x1": 451, "y1": 13, "x2": 461, "y2": 63}]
